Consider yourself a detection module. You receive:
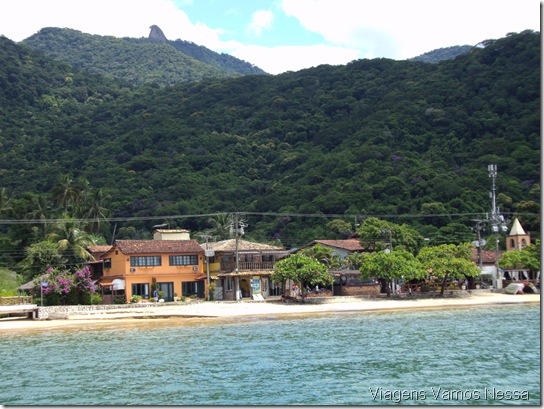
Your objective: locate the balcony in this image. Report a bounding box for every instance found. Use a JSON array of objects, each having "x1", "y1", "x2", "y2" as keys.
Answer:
[{"x1": 220, "y1": 261, "x2": 275, "y2": 272}]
